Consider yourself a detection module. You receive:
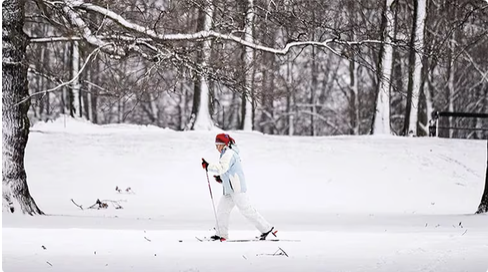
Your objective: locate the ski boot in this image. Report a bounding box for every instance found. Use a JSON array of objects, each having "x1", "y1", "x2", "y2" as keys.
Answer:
[
  {"x1": 259, "y1": 227, "x2": 278, "y2": 240},
  {"x1": 210, "y1": 235, "x2": 226, "y2": 242}
]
